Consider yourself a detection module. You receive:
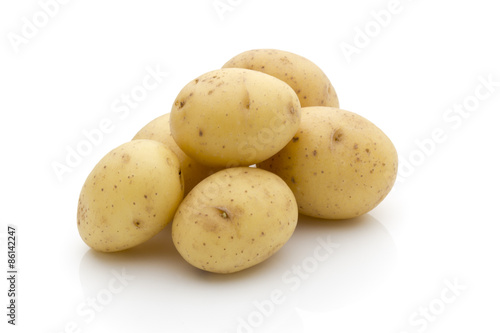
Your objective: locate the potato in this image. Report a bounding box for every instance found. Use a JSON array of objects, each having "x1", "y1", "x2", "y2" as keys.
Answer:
[
  {"x1": 132, "y1": 113, "x2": 220, "y2": 195},
  {"x1": 170, "y1": 68, "x2": 301, "y2": 167},
  {"x1": 172, "y1": 167, "x2": 298, "y2": 273},
  {"x1": 258, "y1": 107, "x2": 398, "y2": 220},
  {"x1": 222, "y1": 49, "x2": 339, "y2": 108},
  {"x1": 77, "y1": 140, "x2": 184, "y2": 252}
]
